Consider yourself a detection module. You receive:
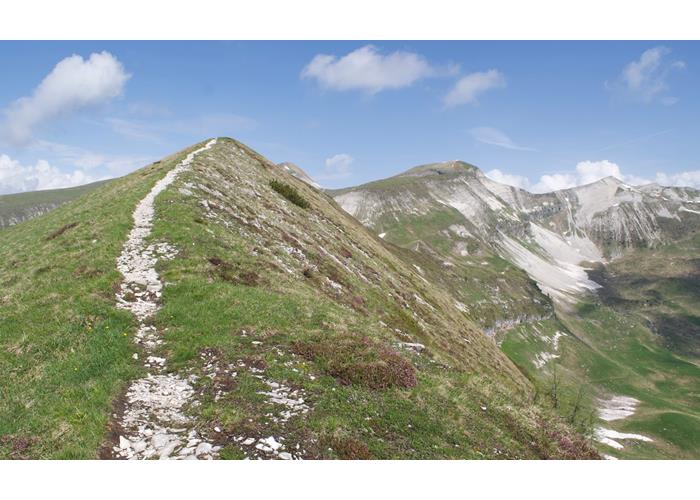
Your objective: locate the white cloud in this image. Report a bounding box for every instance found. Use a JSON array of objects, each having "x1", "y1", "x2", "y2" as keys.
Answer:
[
  {"x1": 2, "y1": 51, "x2": 130, "y2": 145},
  {"x1": 469, "y1": 126, "x2": 534, "y2": 151},
  {"x1": 301, "y1": 45, "x2": 443, "y2": 94},
  {"x1": 487, "y1": 159, "x2": 700, "y2": 193},
  {"x1": 610, "y1": 46, "x2": 685, "y2": 104},
  {"x1": 574, "y1": 160, "x2": 625, "y2": 185},
  {"x1": 0, "y1": 154, "x2": 100, "y2": 194},
  {"x1": 444, "y1": 70, "x2": 505, "y2": 107},
  {"x1": 530, "y1": 173, "x2": 576, "y2": 193},
  {"x1": 532, "y1": 160, "x2": 626, "y2": 192},
  {"x1": 654, "y1": 170, "x2": 700, "y2": 189},
  {"x1": 485, "y1": 169, "x2": 531, "y2": 190},
  {"x1": 317, "y1": 153, "x2": 354, "y2": 180}
]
